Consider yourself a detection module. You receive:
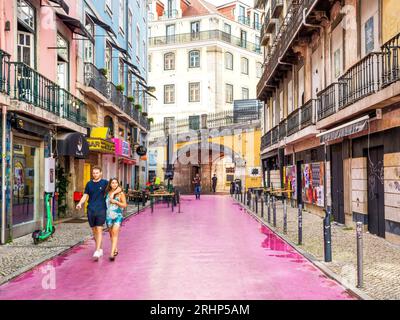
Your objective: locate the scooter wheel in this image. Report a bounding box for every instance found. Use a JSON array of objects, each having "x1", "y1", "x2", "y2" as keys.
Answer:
[{"x1": 32, "y1": 230, "x2": 41, "y2": 245}]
